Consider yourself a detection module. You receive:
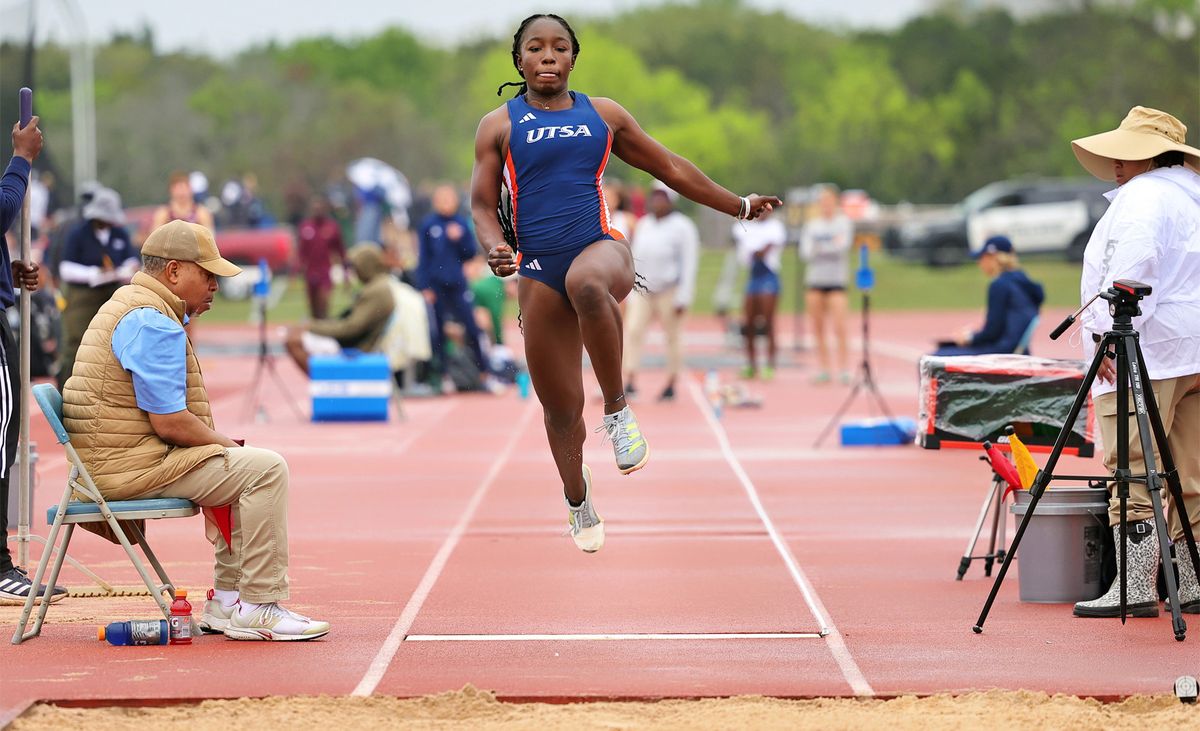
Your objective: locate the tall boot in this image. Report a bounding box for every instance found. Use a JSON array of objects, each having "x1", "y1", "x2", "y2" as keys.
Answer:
[
  {"x1": 1074, "y1": 519, "x2": 1160, "y2": 618},
  {"x1": 1176, "y1": 539, "x2": 1200, "y2": 614}
]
